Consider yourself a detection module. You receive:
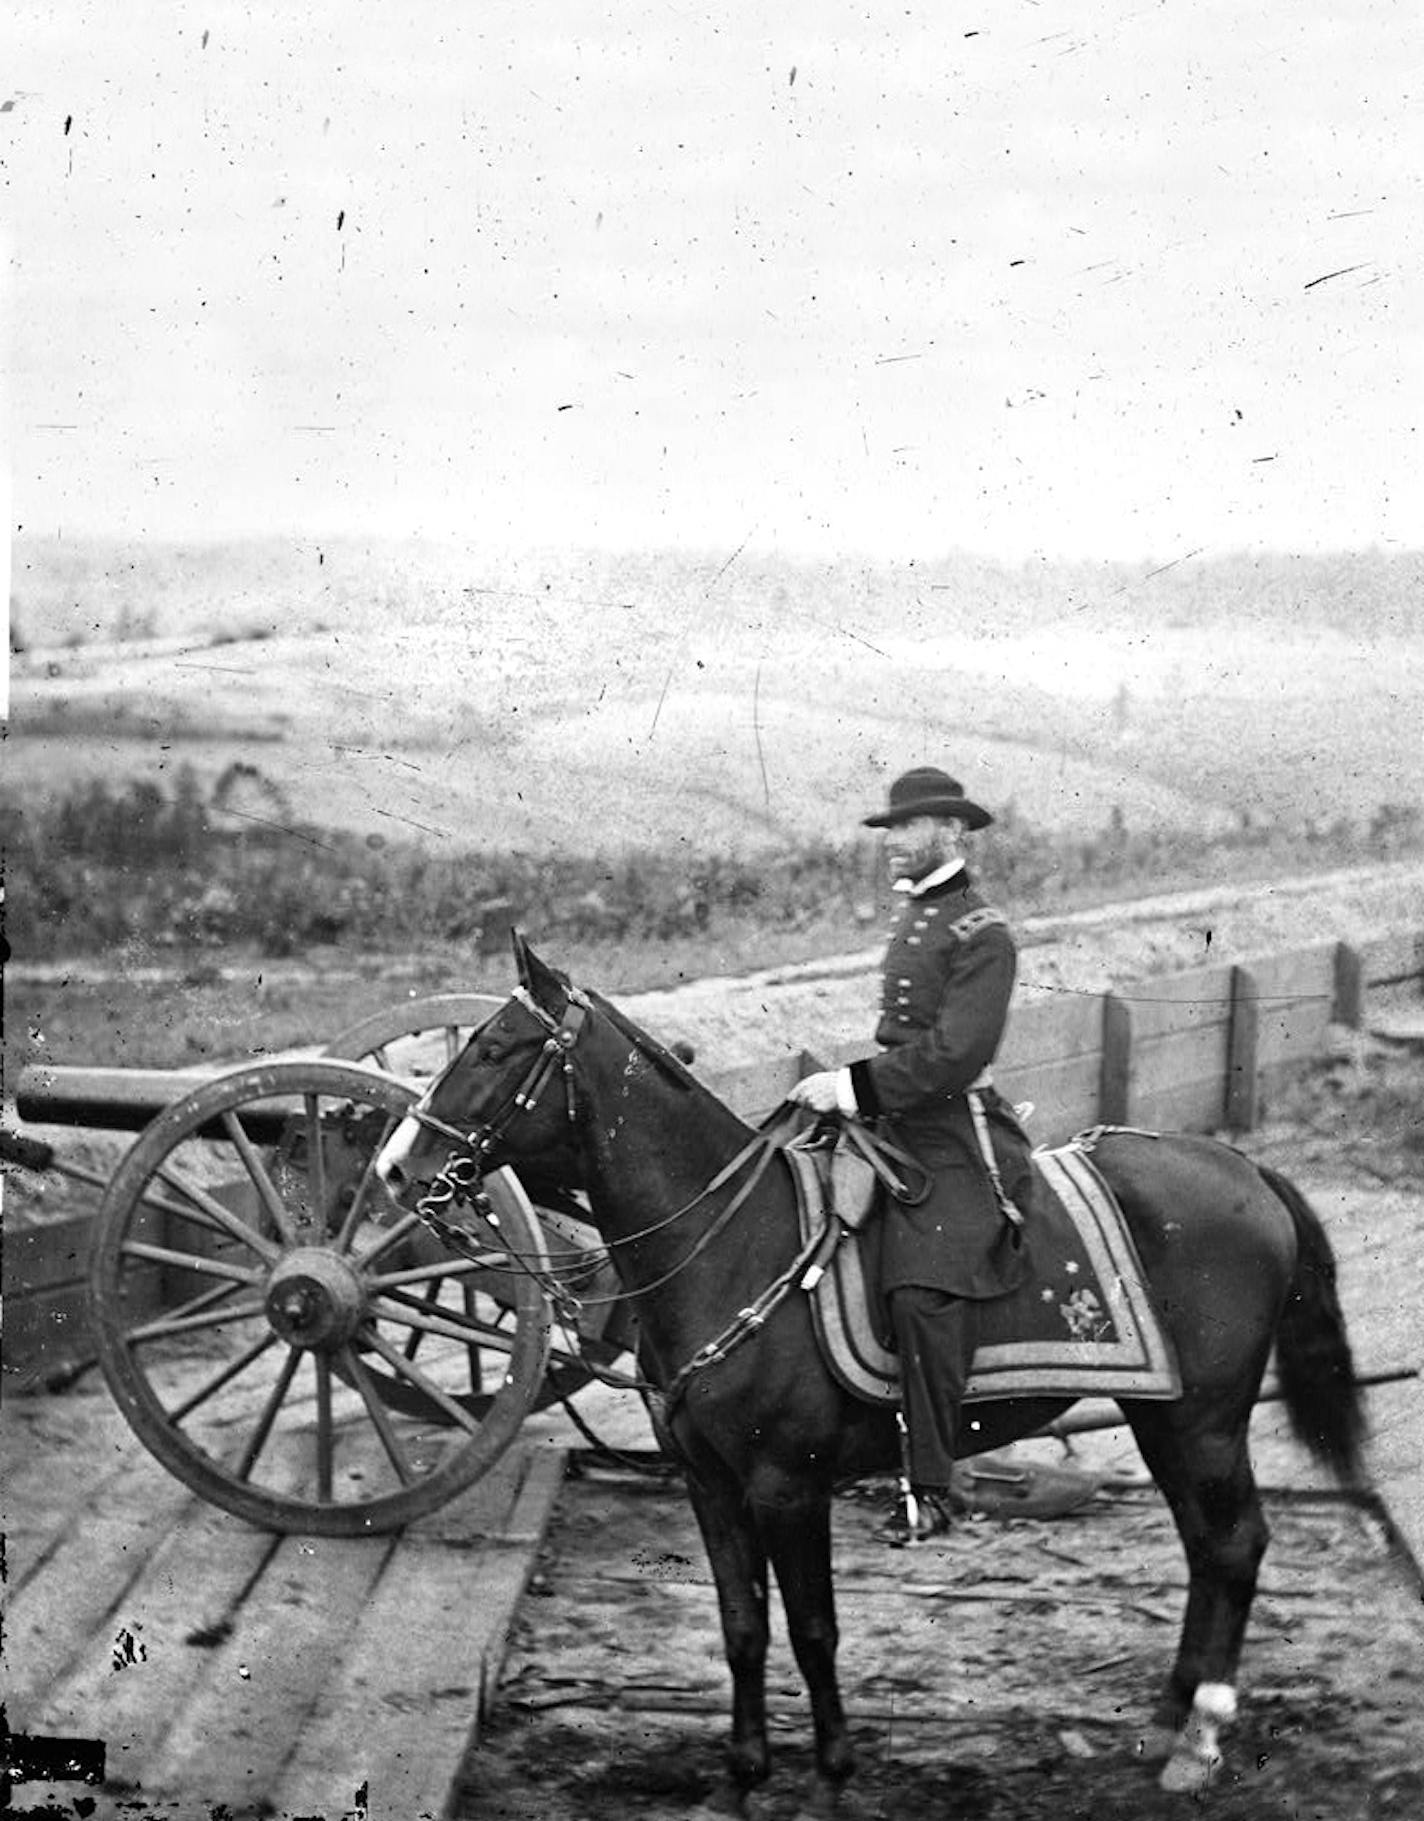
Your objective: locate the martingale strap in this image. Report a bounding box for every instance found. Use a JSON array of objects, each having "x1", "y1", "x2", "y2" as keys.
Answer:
[{"x1": 661, "y1": 1208, "x2": 841, "y2": 1419}]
